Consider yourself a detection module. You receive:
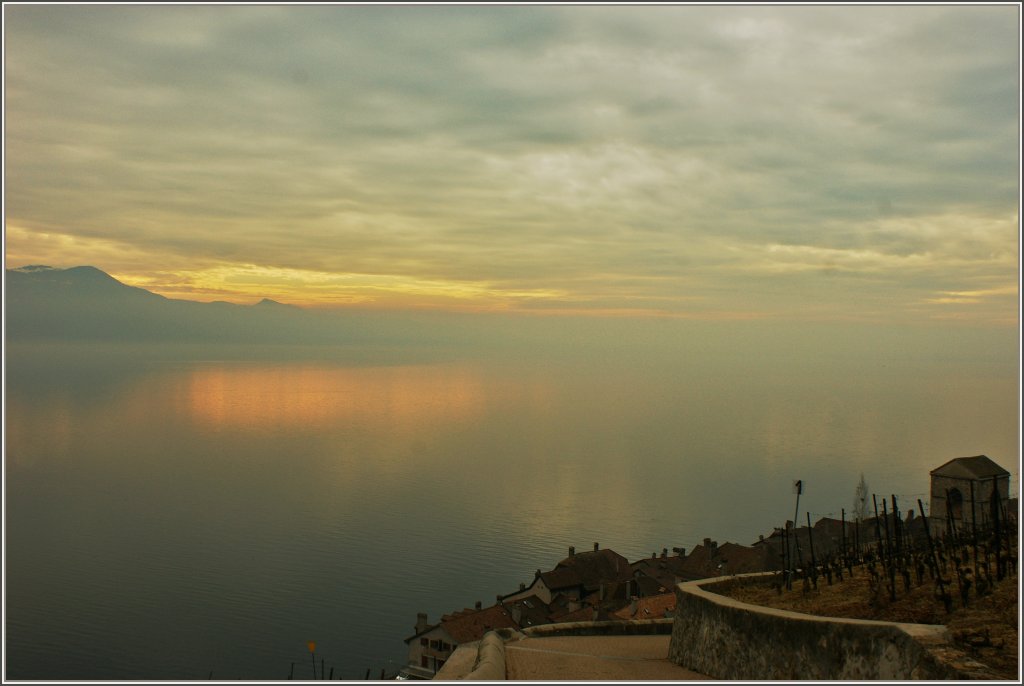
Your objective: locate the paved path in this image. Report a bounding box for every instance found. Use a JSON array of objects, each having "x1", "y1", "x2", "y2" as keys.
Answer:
[{"x1": 504, "y1": 635, "x2": 709, "y2": 681}]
